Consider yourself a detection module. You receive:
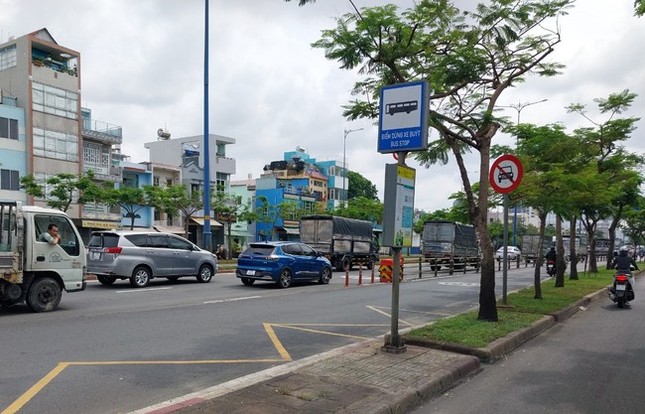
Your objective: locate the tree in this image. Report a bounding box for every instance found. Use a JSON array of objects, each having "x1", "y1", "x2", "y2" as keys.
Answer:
[
  {"x1": 333, "y1": 196, "x2": 383, "y2": 222},
  {"x1": 147, "y1": 185, "x2": 203, "y2": 238},
  {"x1": 312, "y1": 0, "x2": 572, "y2": 321},
  {"x1": 213, "y1": 193, "x2": 242, "y2": 259},
  {"x1": 348, "y1": 170, "x2": 378, "y2": 201},
  {"x1": 20, "y1": 172, "x2": 100, "y2": 212},
  {"x1": 636, "y1": 0, "x2": 645, "y2": 16},
  {"x1": 104, "y1": 186, "x2": 148, "y2": 230},
  {"x1": 567, "y1": 90, "x2": 642, "y2": 271}
]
